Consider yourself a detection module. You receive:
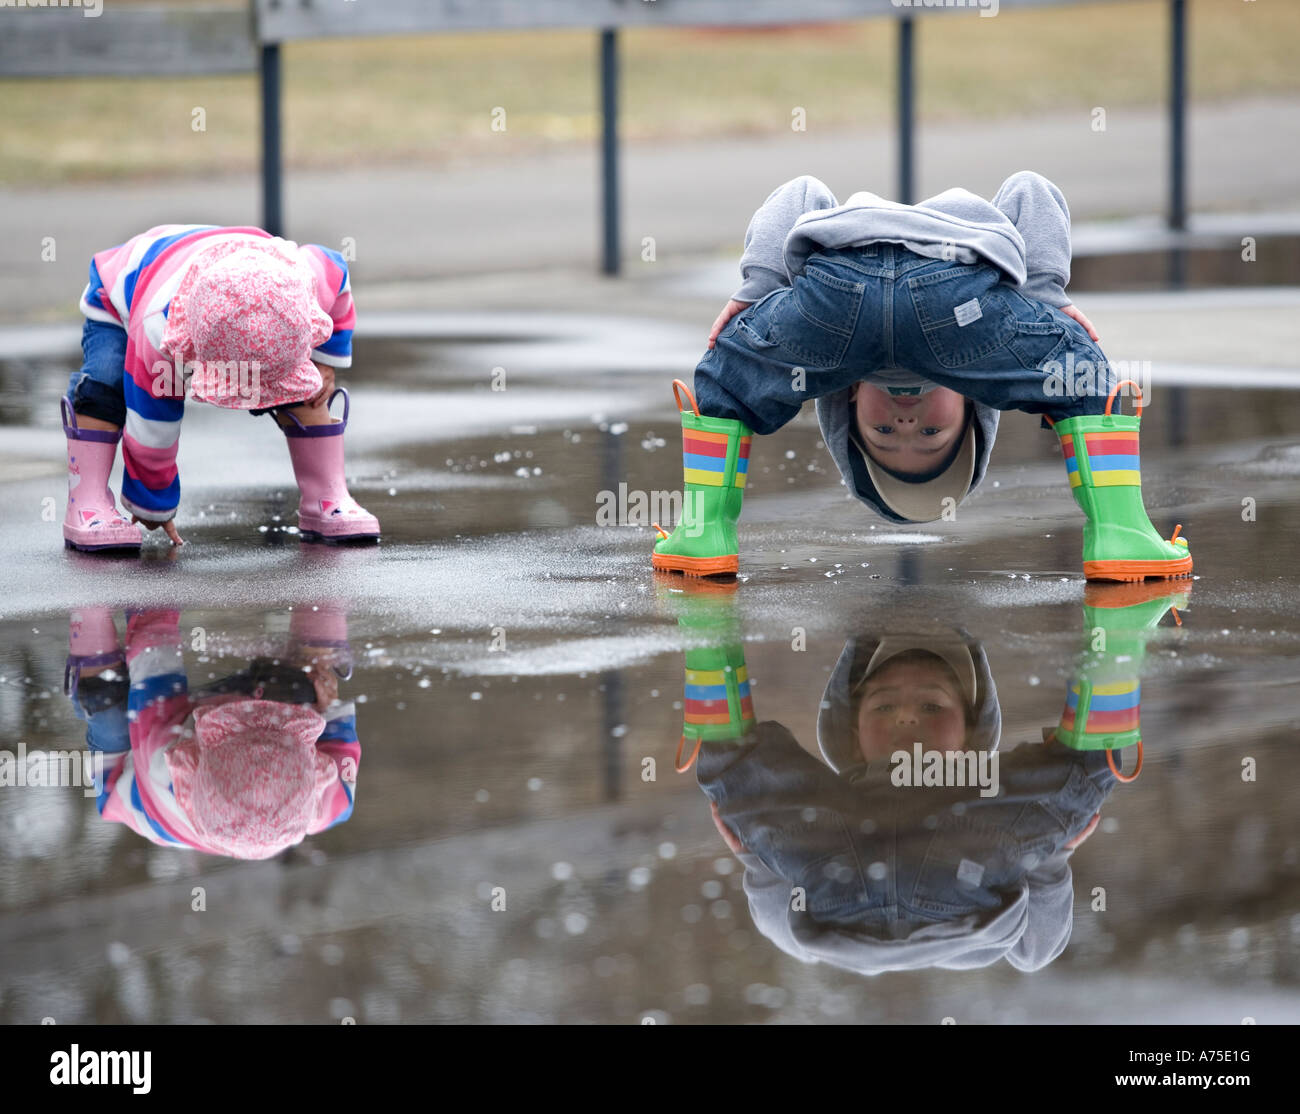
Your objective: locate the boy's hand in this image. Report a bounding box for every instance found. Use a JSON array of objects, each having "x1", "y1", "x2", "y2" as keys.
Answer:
[
  {"x1": 1064, "y1": 811, "x2": 1101, "y2": 850},
  {"x1": 707, "y1": 299, "x2": 753, "y2": 349},
  {"x1": 710, "y1": 800, "x2": 746, "y2": 855},
  {"x1": 1061, "y1": 303, "x2": 1099, "y2": 342},
  {"x1": 132, "y1": 516, "x2": 184, "y2": 546},
  {"x1": 305, "y1": 362, "x2": 335, "y2": 408}
]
